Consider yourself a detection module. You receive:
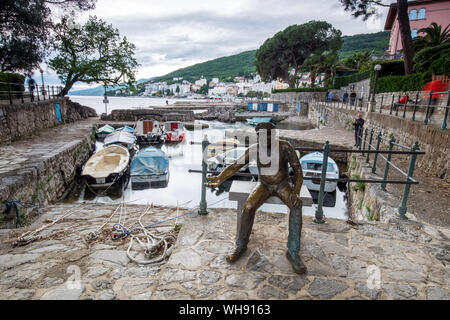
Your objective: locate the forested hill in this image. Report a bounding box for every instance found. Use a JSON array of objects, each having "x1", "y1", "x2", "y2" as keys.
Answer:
[
  {"x1": 339, "y1": 31, "x2": 390, "y2": 59},
  {"x1": 153, "y1": 50, "x2": 257, "y2": 83},
  {"x1": 150, "y1": 31, "x2": 390, "y2": 84}
]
